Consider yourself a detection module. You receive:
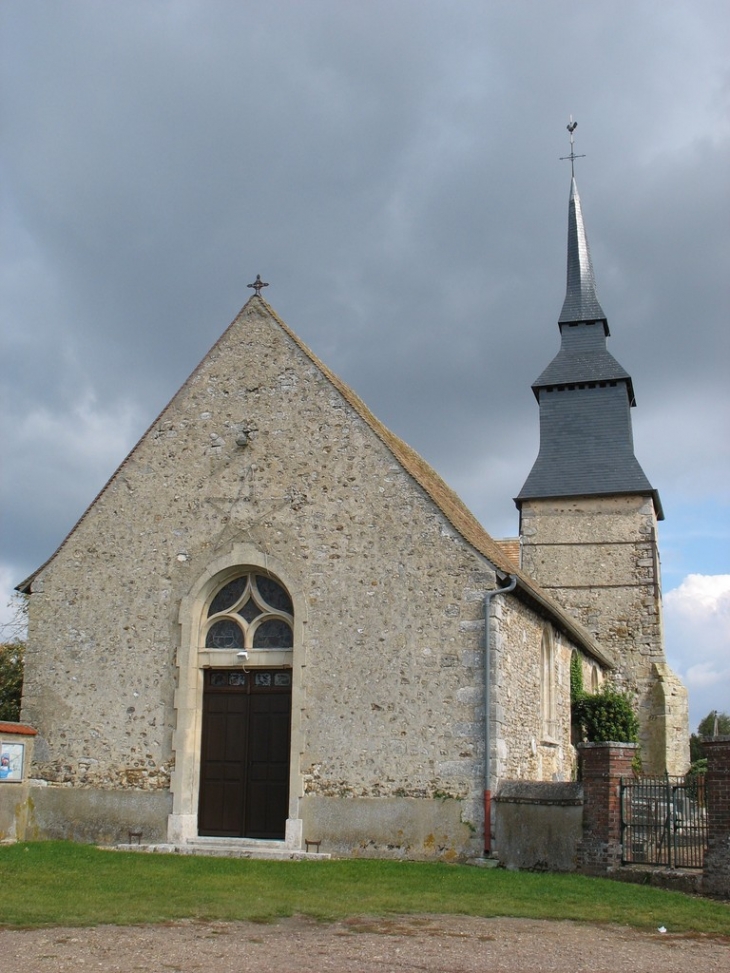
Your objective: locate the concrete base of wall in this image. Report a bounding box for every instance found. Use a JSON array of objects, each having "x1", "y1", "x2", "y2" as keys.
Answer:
[
  {"x1": 19, "y1": 785, "x2": 172, "y2": 844},
  {"x1": 0, "y1": 785, "x2": 28, "y2": 842},
  {"x1": 607, "y1": 865, "x2": 703, "y2": 896},
  {"x1": 0, "y1": 723, "x2": 38, "y2": 841},
  {"x1": 299, "y1": 795, "x2": 480, "y2": 860},
  {"x1": 494, "y1": 781, "x2": 583, "y2": 871}
]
